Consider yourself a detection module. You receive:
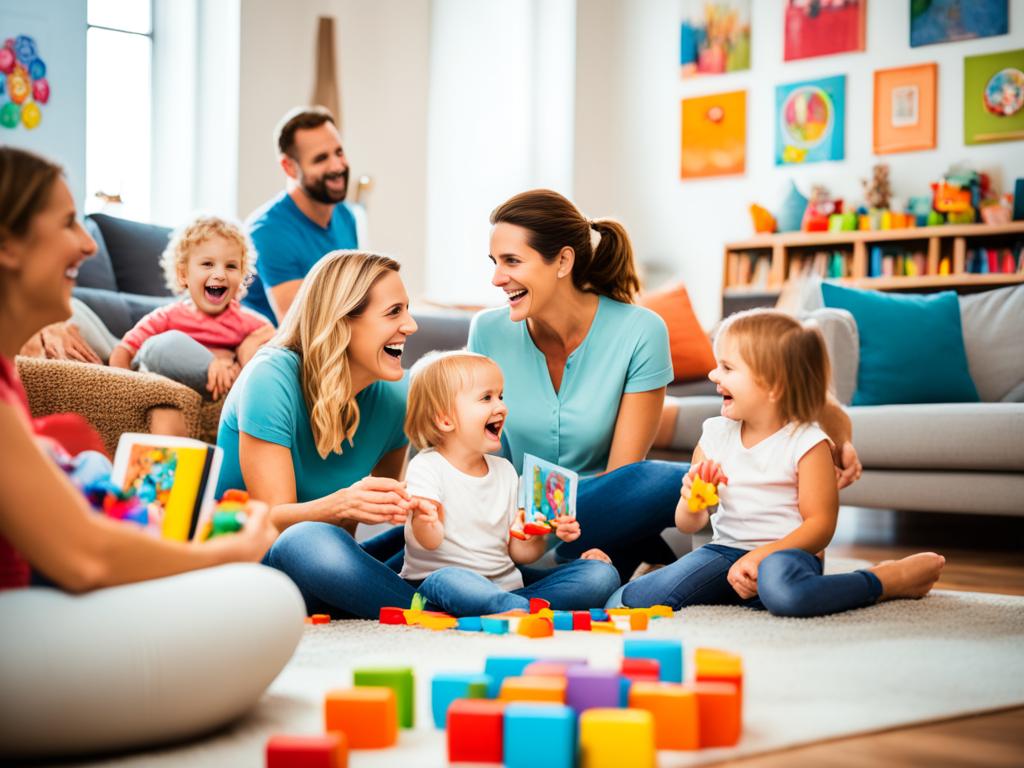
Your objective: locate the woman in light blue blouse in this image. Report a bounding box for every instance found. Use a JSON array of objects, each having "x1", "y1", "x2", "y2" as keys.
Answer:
[{"x1": 469, "y1": 189, "x2": 687, "y2": 581}]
